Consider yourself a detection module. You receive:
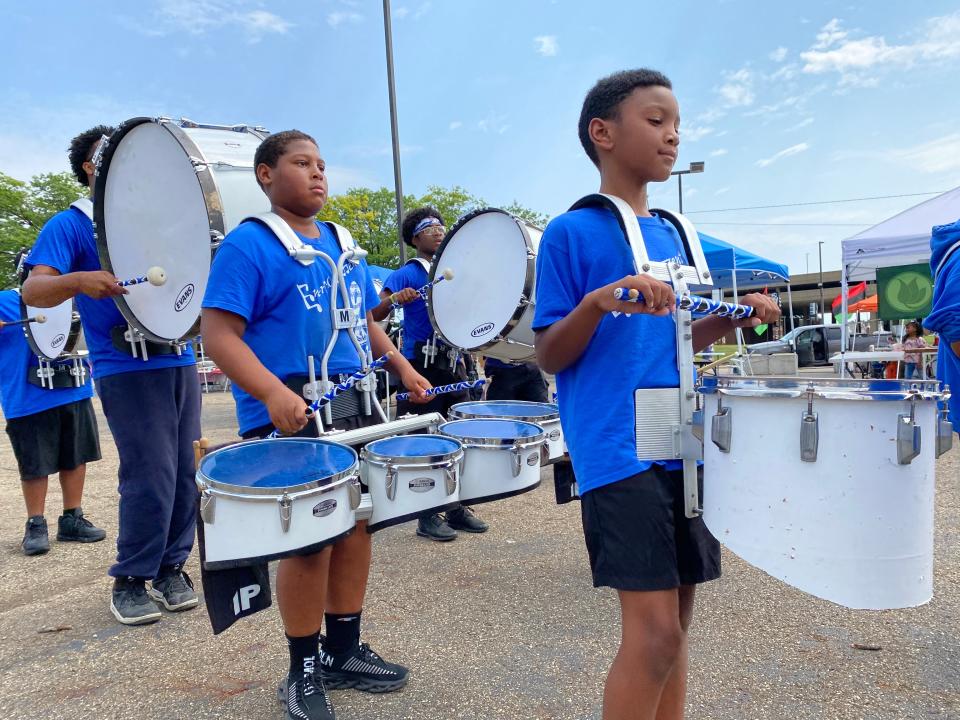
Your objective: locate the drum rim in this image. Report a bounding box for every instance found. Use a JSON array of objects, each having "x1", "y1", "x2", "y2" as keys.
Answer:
[
  {"x1": 448, "y1": 399, "x2": 560, "y2": 422},
  {"x1": 361, "y1": 433, "x2": 464, "y2": 465},
  {"x1": 699, "y1": 375, "x2": 944, "y2": 401},
  {"x1": 438, "y1": 419, "x2": 546, "y2": 447},
  {"x1": 19, "y1": 295, "x2": 81, "y2": 360},
  {"x1": 197, "y1": 437, "x2": 359, "y2": 496},
  {"x1": 426, "y1": 207, "x2": 539, "y2": 353}
]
